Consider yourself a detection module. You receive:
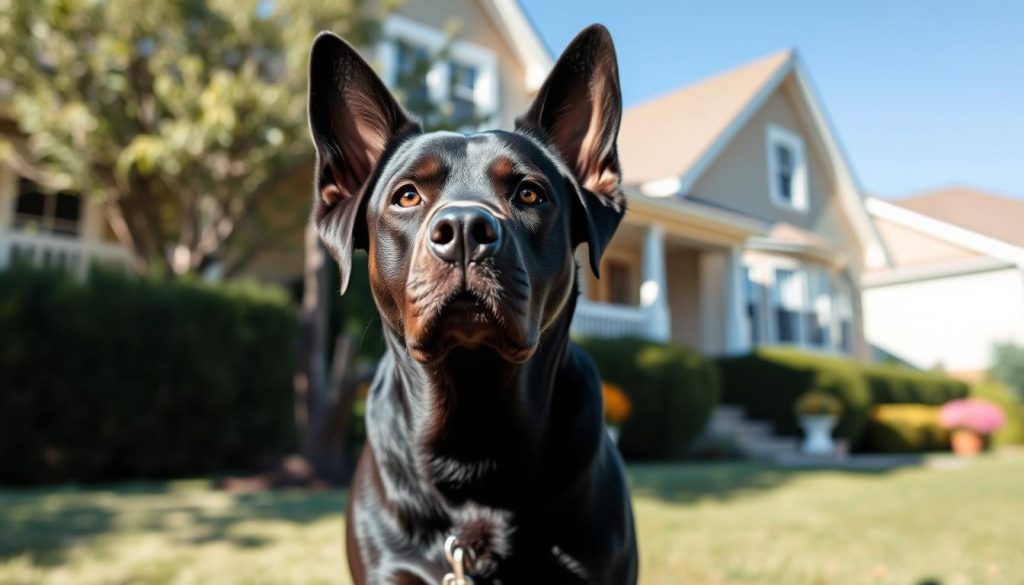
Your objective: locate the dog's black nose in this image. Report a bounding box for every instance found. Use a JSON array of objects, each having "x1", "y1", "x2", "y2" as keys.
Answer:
[{"x1": 429, "y1": 205, "x2": 502, "y2": 265}]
